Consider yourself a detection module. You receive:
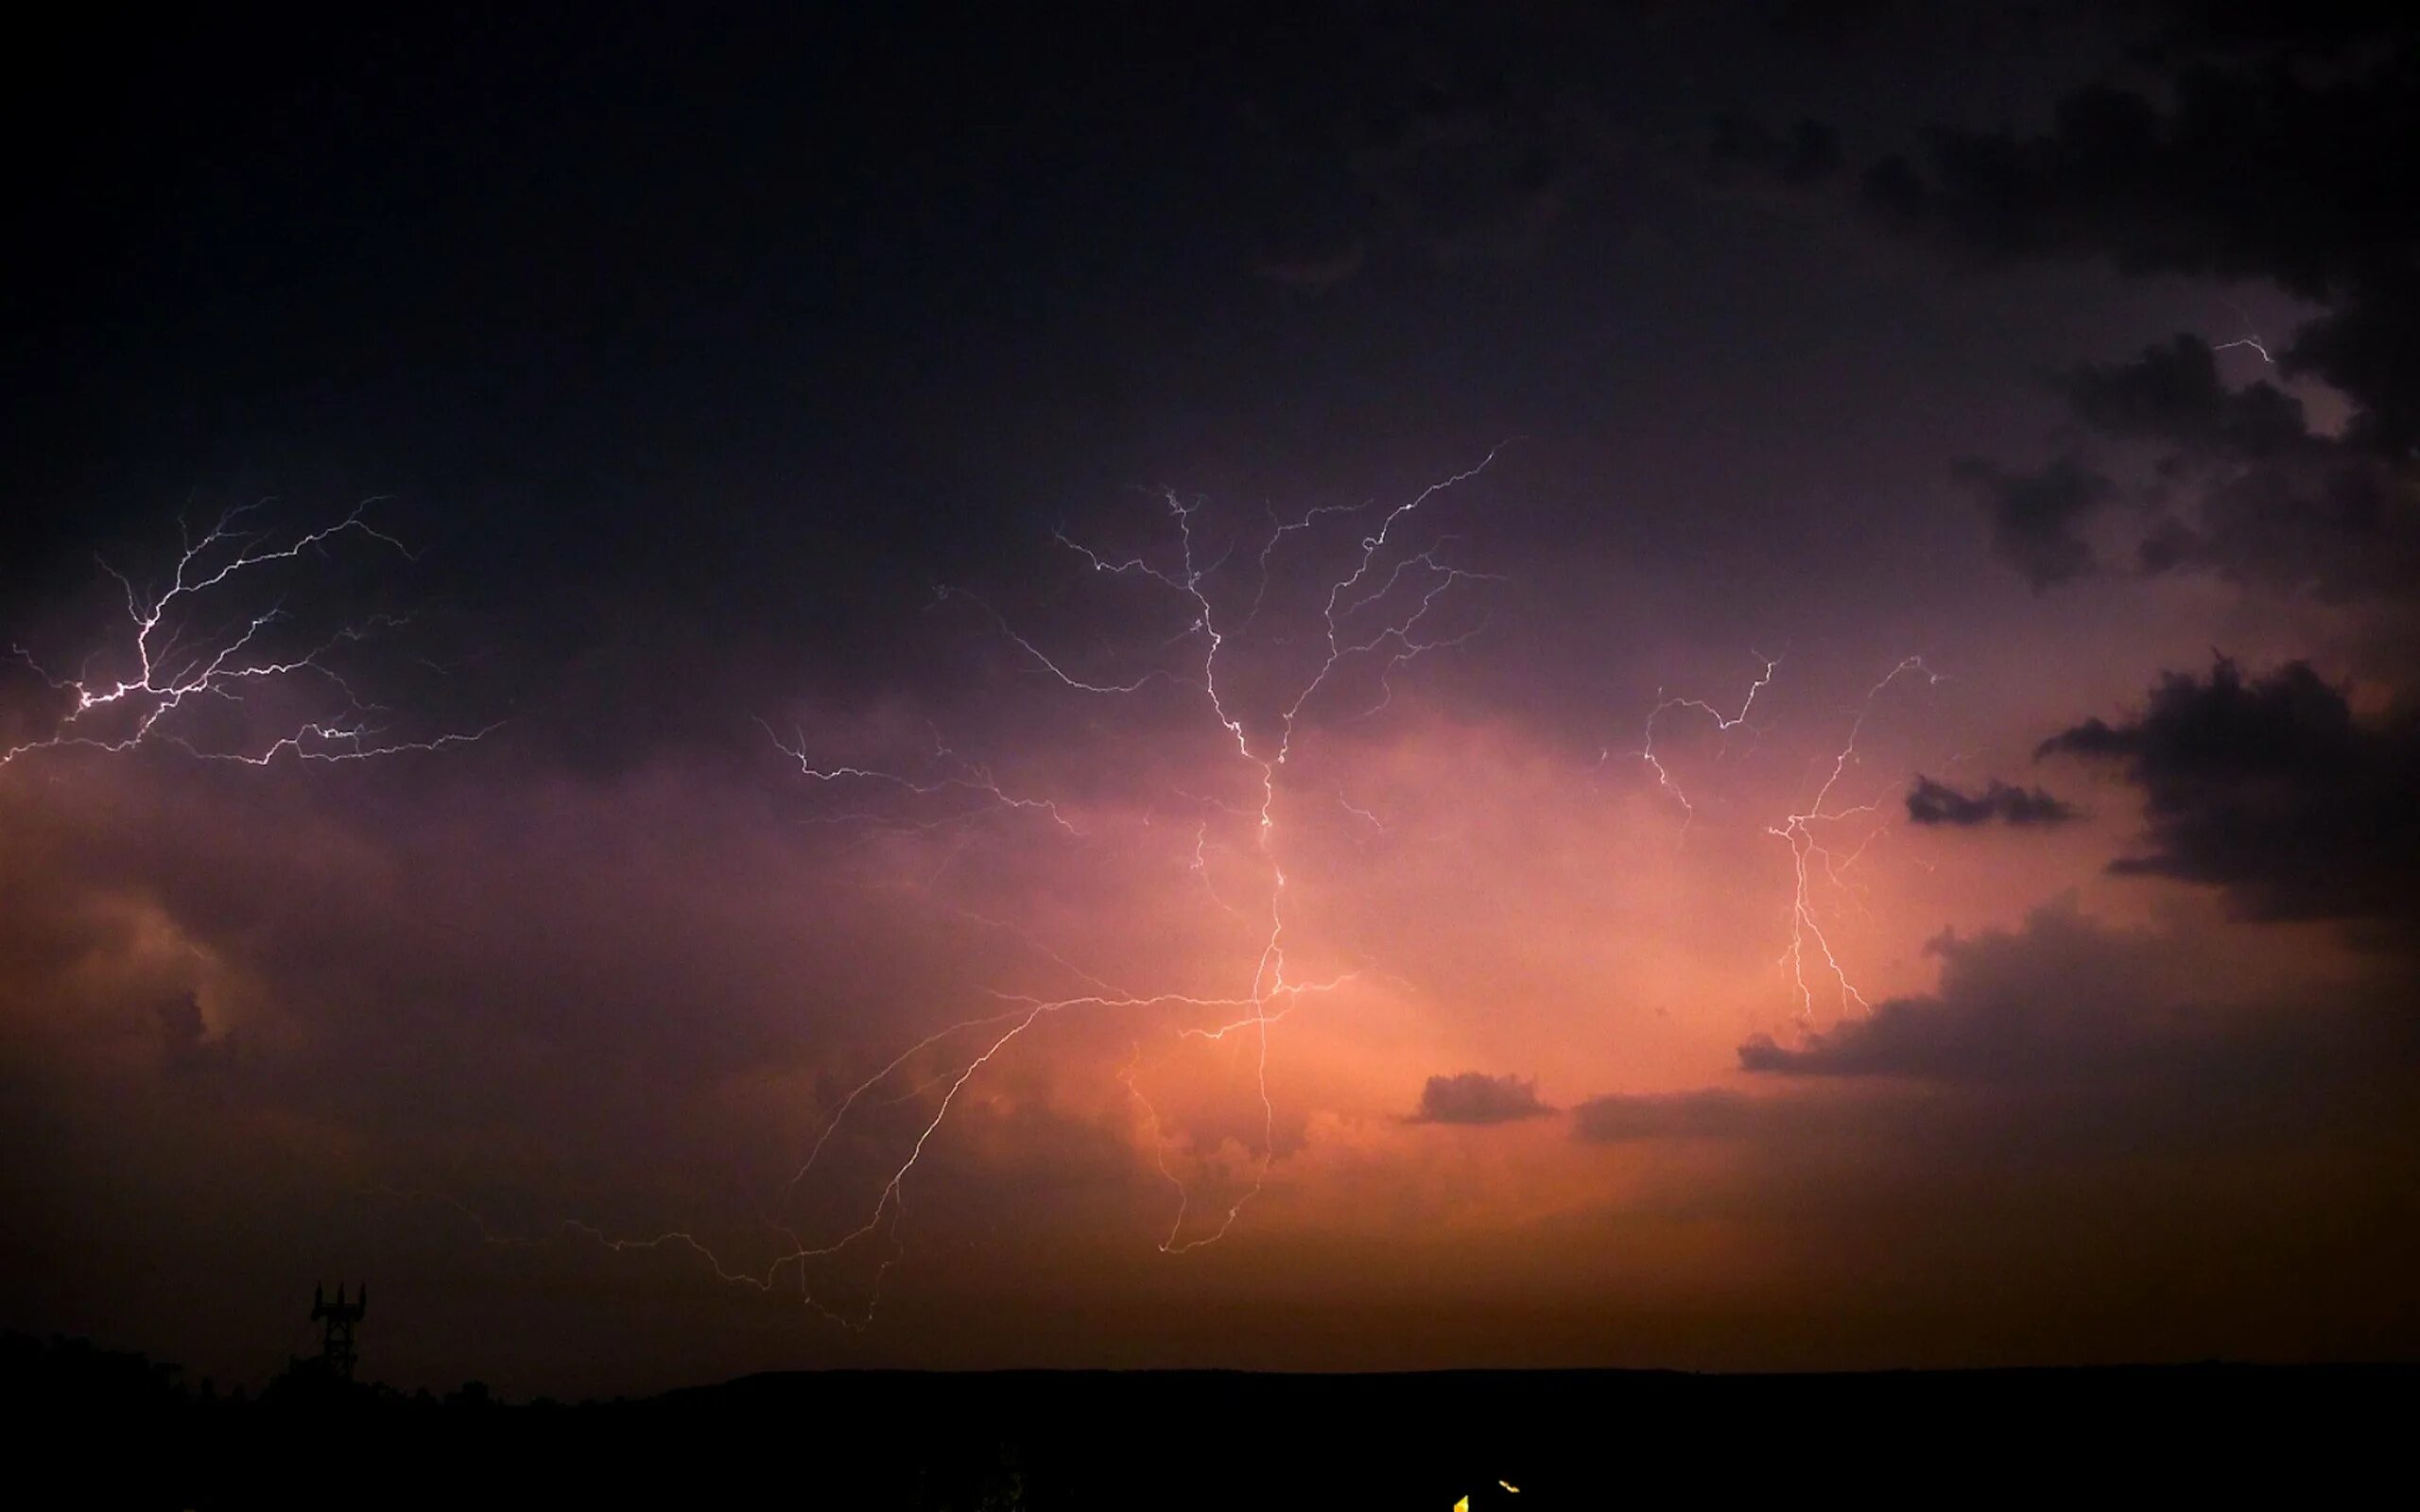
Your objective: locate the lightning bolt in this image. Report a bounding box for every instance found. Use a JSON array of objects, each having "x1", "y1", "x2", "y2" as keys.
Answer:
[
  {"x1": 487, "y1": 450, "x2": 1512, "y2": 1321},
  {"x1": 1619, "y1": 651, "x2": 1944, "y2": 1022},
  {"x1": 2214, "y1": 300, "x2": 2276, "y2": 365},
  {"x1": 3, "y1": 501, "x2": 493, "y2": 768},
  {"x1": 763, "y1": 720, "x2": 1081, "y2": 836},
  {"x1": 1768, "y1": 655, "x2": 1944, "y2": 1020},
  {"x1": 1622, "y1": 650, "x2": 1782, "y2": 836}
]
